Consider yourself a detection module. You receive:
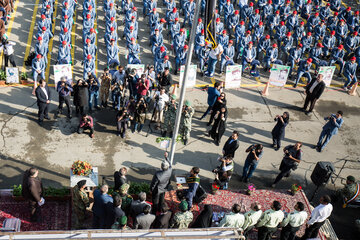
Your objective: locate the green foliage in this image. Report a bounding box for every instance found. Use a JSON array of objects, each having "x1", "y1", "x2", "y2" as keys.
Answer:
[
  {"x1": 12, "y1": 185, "x2": 22, "y2": 196},
  {"x1": 43, "y1": 187, "x2": 70, "y2": 197},
  {"x1": 0, "y1": 70, "x2": 6, "y2": 80},
  {"x1": 128, "y1": 182, "x2": 150, "y2": 195},
  {"x1": 20, "y1": 72, "x2": 28, "y2": 80},
  {"x1": 155, "y1": 135, "x2": 183, "y2": 143}
]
